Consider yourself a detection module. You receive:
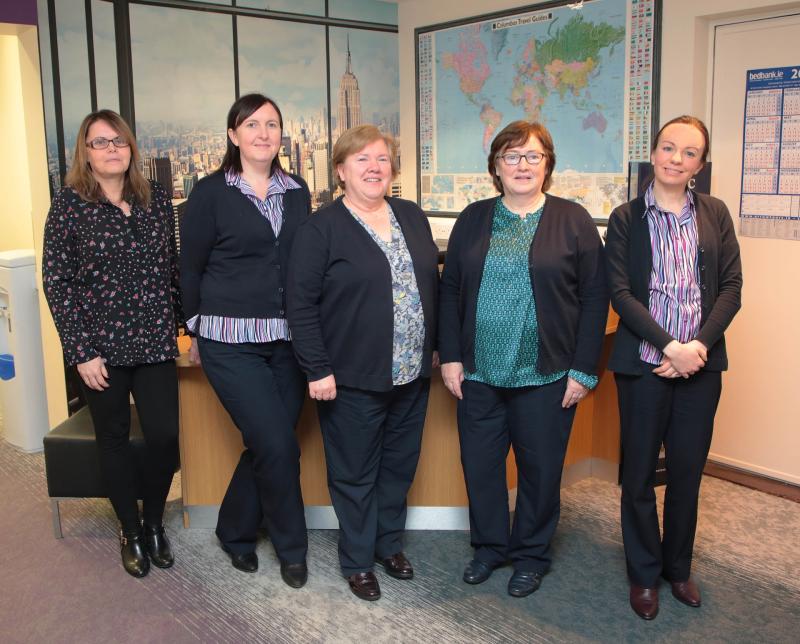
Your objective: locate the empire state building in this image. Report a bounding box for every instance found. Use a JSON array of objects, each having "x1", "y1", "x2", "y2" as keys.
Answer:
[{"x1": 337, "y1": 36, "x2": 362, "y2": 138}]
